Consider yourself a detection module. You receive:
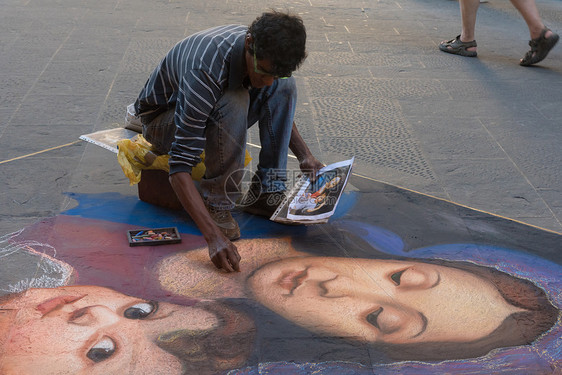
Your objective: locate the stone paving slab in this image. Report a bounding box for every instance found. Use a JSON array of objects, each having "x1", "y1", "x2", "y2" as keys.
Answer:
[{"x1": 0, "y1": 0, "x2": 561, "y2": 371}]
